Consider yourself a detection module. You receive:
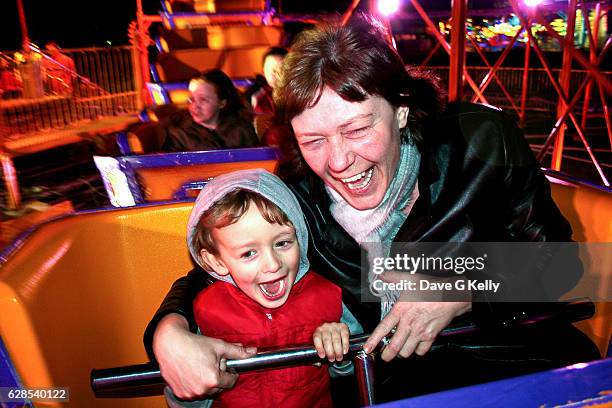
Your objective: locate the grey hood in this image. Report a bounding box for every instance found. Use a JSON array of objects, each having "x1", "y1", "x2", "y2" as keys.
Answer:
[{"x1": 187, "y1": 168, "x2": 309, "y2": 285}]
